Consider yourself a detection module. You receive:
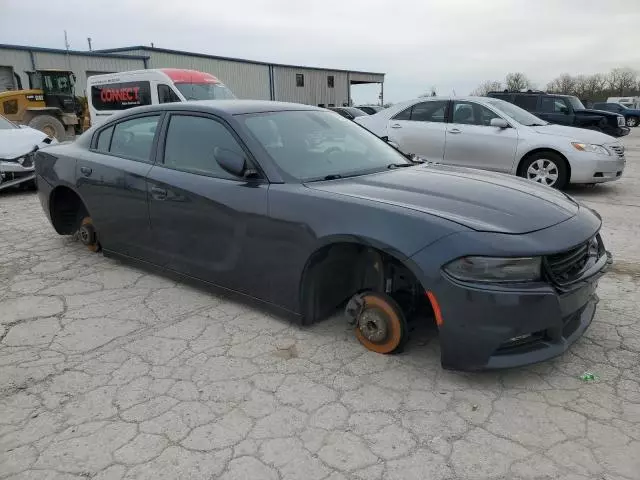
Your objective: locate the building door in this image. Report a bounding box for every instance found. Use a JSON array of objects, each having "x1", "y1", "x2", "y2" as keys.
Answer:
[{"x1": 0, "y1": 66, "x2": 15, "y2": 92}]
